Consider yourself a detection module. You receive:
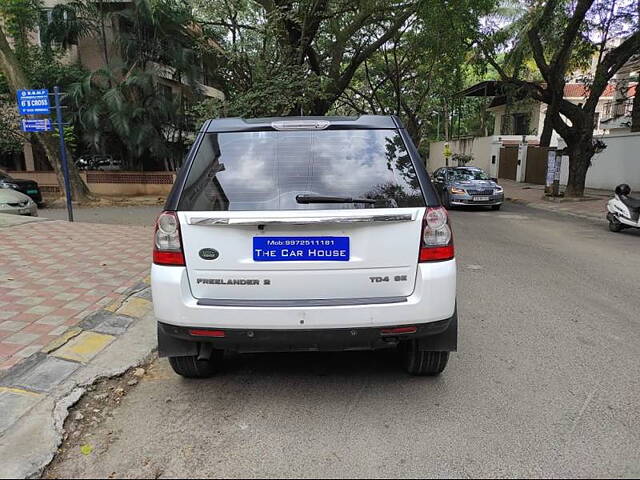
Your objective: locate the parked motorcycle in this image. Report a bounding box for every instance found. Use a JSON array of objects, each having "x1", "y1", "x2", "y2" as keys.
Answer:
[{"x1": 607, "y1": 184, "x2": 640, "y2": 232}]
